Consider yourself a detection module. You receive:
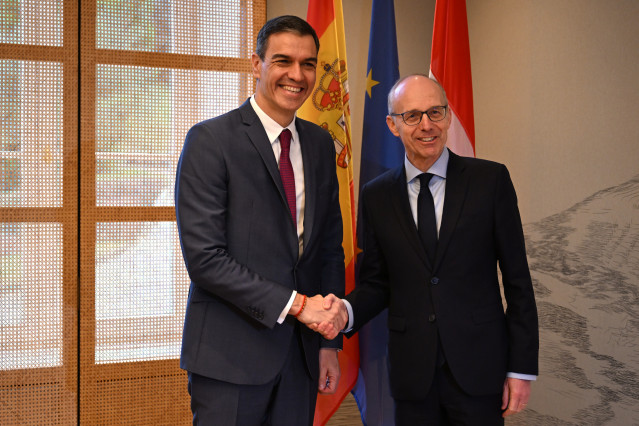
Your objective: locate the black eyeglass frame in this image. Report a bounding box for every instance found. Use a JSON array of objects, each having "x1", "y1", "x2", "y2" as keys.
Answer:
[{"x1": 390, "y1": 105, "x2": 449, "y2": 126}]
